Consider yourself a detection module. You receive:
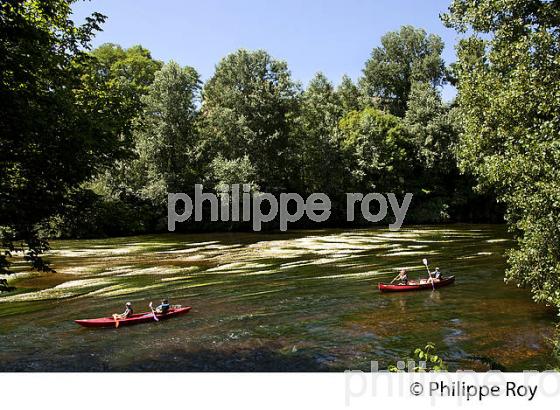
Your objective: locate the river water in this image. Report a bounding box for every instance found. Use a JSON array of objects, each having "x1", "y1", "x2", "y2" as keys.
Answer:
[{"x1": 0, "y1": 225, "x2": 556, "y2": 371}]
